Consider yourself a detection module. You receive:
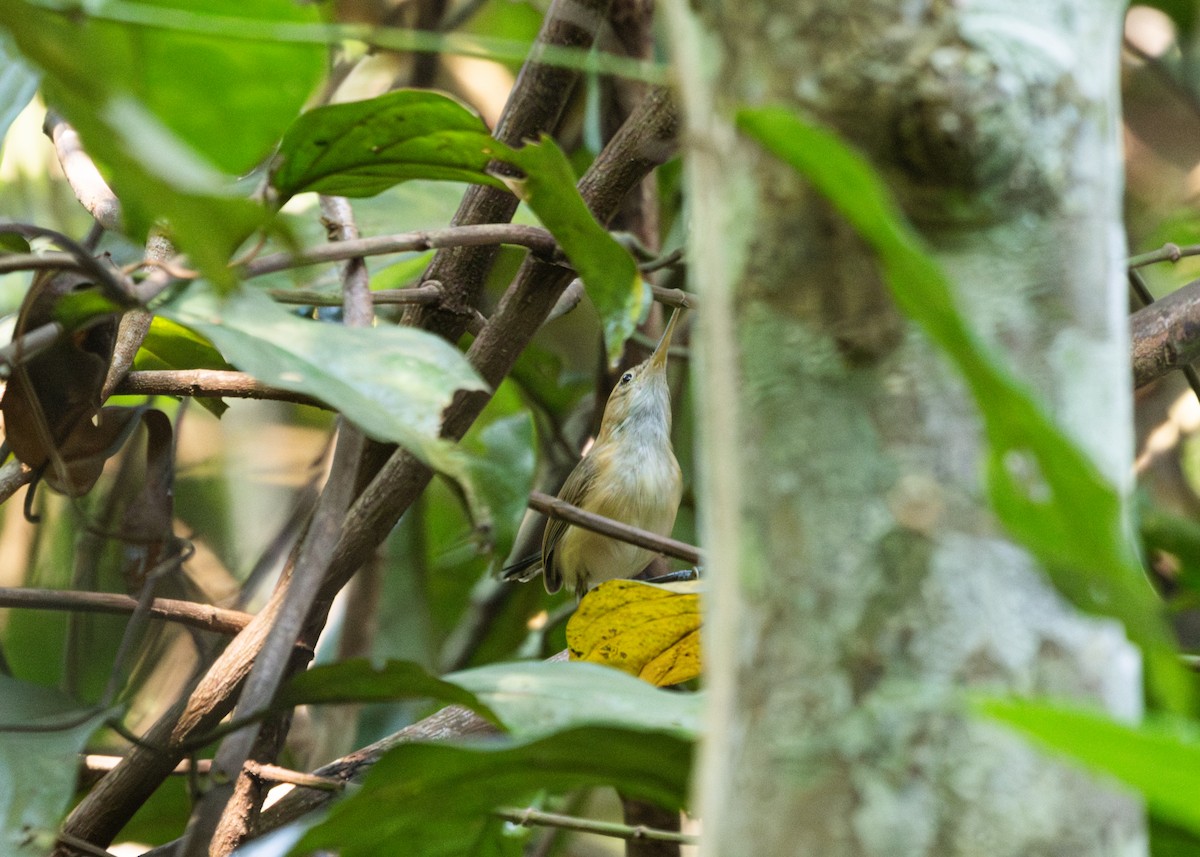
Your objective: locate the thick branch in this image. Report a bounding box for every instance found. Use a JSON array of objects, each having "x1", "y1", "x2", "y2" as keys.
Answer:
[
  {"x1": 1131, "y1": 277, "x2": 1200, "y2": 388},
  {"x1": 403, "y1": 0, "x2": 614, "y2": 341}
]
